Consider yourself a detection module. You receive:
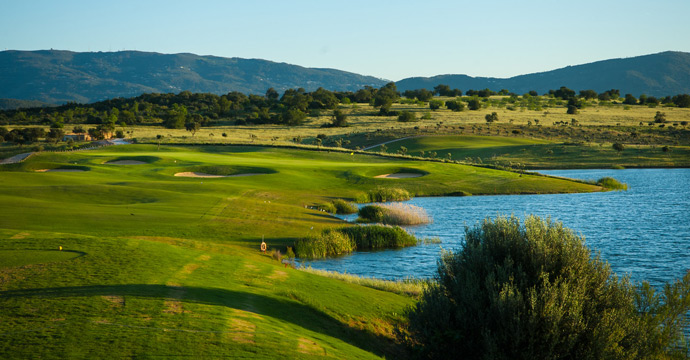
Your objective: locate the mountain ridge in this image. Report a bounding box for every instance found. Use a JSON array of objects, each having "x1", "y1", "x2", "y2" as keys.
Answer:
[
  {"x1": 1, "y1": 50, "x2": 688, "y2": 105},
  {"x1": 396, "y1": 51, "x2": 690, "y2": 97}
]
